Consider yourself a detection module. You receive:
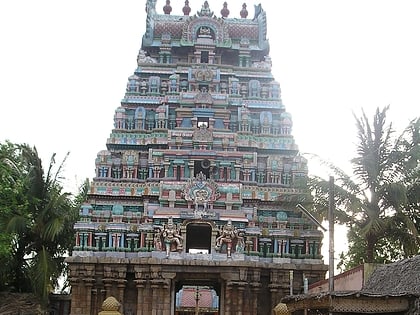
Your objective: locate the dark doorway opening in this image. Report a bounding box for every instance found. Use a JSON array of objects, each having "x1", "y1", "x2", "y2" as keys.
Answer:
[
  {"x1": 186, "y1": 223, "x2": 212, "y2": 254},
  {"x1": 201, "y1": 51, "x2": 209, "y2": 63}
]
